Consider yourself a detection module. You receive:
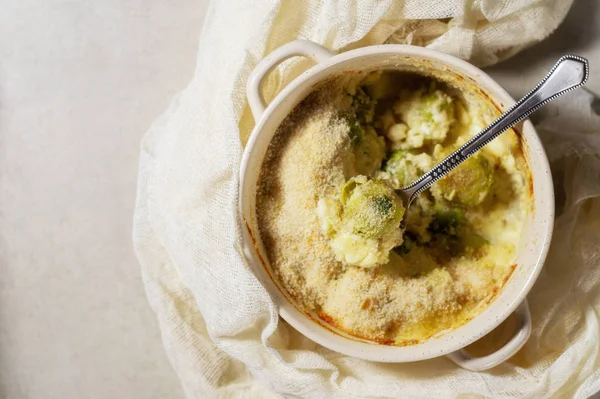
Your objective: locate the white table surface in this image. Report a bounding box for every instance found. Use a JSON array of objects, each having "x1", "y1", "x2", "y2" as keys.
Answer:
[
  {"x1": 1, "y1": 1, "x2": 598, "y2": 398},
  {"x1": 0, "y1": 1, "x2": 207, "y2": 398}
]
